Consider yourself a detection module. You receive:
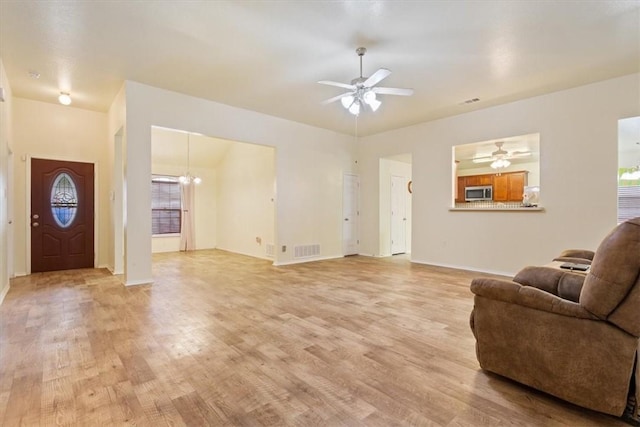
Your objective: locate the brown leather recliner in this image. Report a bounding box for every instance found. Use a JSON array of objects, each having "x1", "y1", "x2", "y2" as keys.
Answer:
[{"x1": 470, "y1": 217, "x2": 640, "y2": 420}]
